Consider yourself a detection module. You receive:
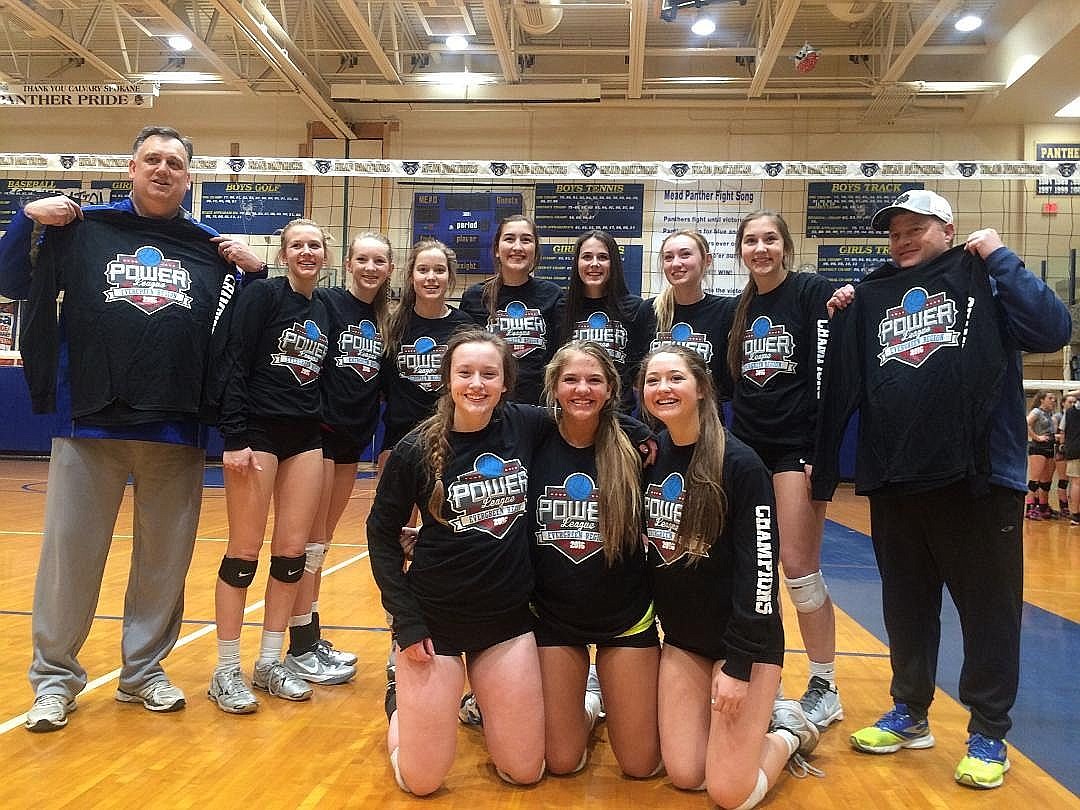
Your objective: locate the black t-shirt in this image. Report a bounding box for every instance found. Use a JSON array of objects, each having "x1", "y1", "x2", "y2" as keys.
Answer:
[
  {"x1": 561, "y1": 293, "x2": 652, "y2": 411},
  {"x1": 642, "y1": 293, "x2": 734, "y2": 406}
]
